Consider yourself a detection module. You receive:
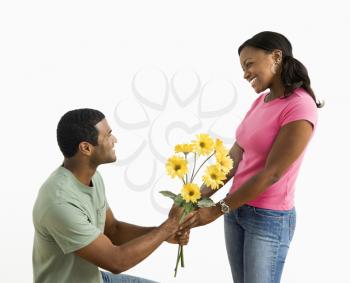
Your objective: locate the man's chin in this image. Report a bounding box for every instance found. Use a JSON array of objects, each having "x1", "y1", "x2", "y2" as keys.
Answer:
[{"x1": 104, "y1": 156, "x2": 117, "y2": 164}]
